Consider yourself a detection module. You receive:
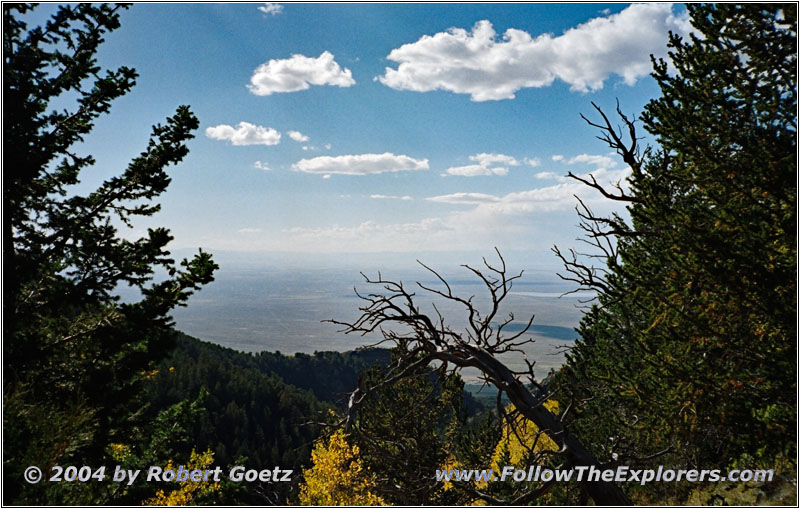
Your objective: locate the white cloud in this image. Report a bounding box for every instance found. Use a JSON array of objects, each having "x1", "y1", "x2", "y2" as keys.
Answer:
[
  {"x1": 258, "y1": 3, "x2": 282, "y2": 16},
  {"x1": 253, "y1": 161, "x2": 271, "y2": 171},
  {"x1": 427, "y1": 192, "x2": 501, "y2": 205},
  {"x1": 524, "y1": 157, "x2": 541, "y2": 167},
  {"x1": 371, "y1": 194, "x2": 413, "y2": 201},
  {"x1": 248, "y1": 51, "x2": 355, "y2": 96},
  {"x1": 281, "y1": 219, "x2": 451, "y2": 252},
  {"x1": 238, "y1": 228, "x2": 263, "y2": 234},
  {"x1": 552, "y1": 155, "x2": 564, "y2": 161},
  {"x1": 292, "y1": 153, "x2": 429, "y2": 176},
  {"x1": 567, "y1": 153, "x2": 618, "y2": 168},
  {"x1": 324, "y1": 143, "x2": 332, "y2": 150},
  {"x1": 206, "y1": 122, "x2": 281, "y2": 146},
  {"x1": 277, "y1": 167, "x2": 633, "y2": 253},
  {"x1": 444, "y1": 164, "x2": 508, "y2": 177},
  {"x1": 434, "y1": 167, "x2": 631, "y2": 214},
  {"x1": 471, "y1": 153, "x2": 520, "y2": 167},
  {"x1": 534, "y1": 171, "x2": 566, "y2": 181},
  {"x1": 377, "y1": 4, "x2": 691, "y2": 100},
  {"x1": 444, "y1": 152, "x2": 518, "y2": 177},
  {"x1": 287, "y1": 130, "x2": 310, "y2": 142}
]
